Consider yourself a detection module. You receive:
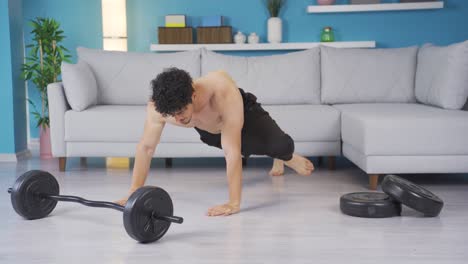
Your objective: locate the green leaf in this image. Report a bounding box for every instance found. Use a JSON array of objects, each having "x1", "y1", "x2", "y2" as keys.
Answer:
[{"x1": 23, "y1": 16, "x2": 71, "y2": 125}]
